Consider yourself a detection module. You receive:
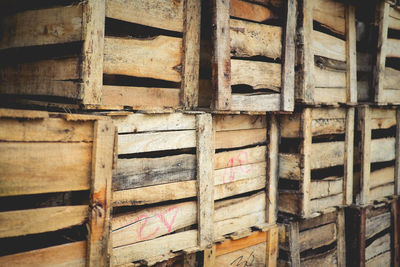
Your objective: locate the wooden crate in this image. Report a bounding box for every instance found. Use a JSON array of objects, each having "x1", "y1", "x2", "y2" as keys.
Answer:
[
  {"x1": 345, "y1": 198, "x2": 399, "y2": 267},
  {"x1": 0, "y1": 0, "x2": 200, "y2": 111},
  {"x1": 199, "y1": 0, "x2": 296, "y2": 112},
  {"x1": 108, "y1": 112, "x2": 213, "y2": 266},
  {"x1": 355, "y1": 106, "x2": 400, "y2": 205},
  {"x1": 203, "y1": 226, "x2": 279, "y2": 267},
  {"x1": 212, "y1": 114, "x2": 278, "y2": 241},
  {"x1": 129, "y1": 253, "x2": 199, "y2": 267},
  {"x1": 278, "y1": 208, "x2": 346, "y2": 266},
  {"x1": 373, "y1": 2, "x2": 400, "y2": 105},
  {"x1": 296, "y1": 0, "x2": 357, "y2": 106},
  {"x1": 279, "y1": 107, "x2": 354, "y2": 218},
  {"x1": 0, "y1": 109, "x2": 114, "y2": 266}
]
